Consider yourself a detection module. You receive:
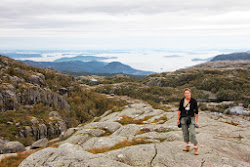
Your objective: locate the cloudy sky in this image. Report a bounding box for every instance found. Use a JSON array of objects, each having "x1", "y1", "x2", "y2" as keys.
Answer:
[{"x1": 1, "y1": 0, "x2": 250, "y2": 50}]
